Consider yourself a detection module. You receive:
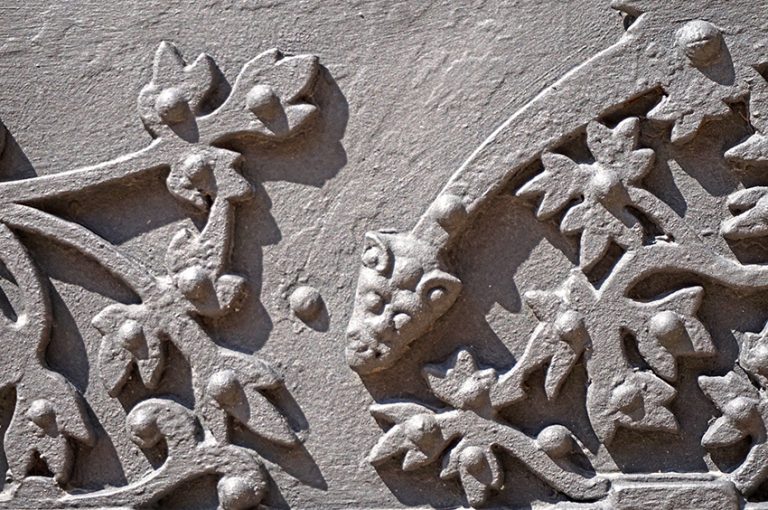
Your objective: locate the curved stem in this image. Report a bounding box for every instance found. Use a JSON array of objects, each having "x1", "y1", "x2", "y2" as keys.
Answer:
[
  {"x1": 0, "y1": 139, "x2": 173, "y2": 204},
  {"x1": 412, "y1": 17, "x2": 660, "y2": 249},
  {"x1": 0, "y1": 223, "x2": 52, "y2": 366},
  {"x1": 0, "y1": 204, "x2": 157, "y2": 296}
]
